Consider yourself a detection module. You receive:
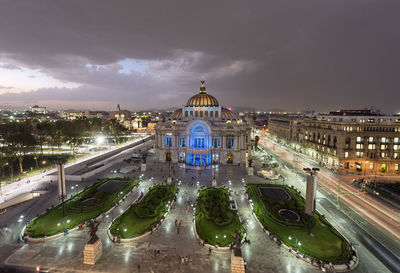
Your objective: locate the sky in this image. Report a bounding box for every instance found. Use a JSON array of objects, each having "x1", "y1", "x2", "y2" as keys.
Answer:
[{"x1": 0, "y1": 0, "x2": 399, "y2": 113}]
